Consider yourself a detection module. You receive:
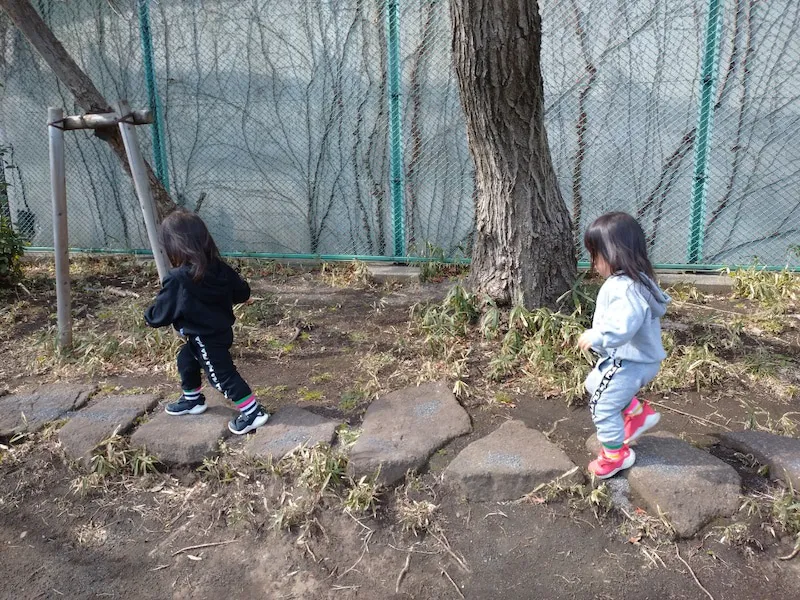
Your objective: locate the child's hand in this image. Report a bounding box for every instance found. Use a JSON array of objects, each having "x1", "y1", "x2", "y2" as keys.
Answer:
[{"x1": 577, "y1": 331, "x2": 594, "y2": 352}]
